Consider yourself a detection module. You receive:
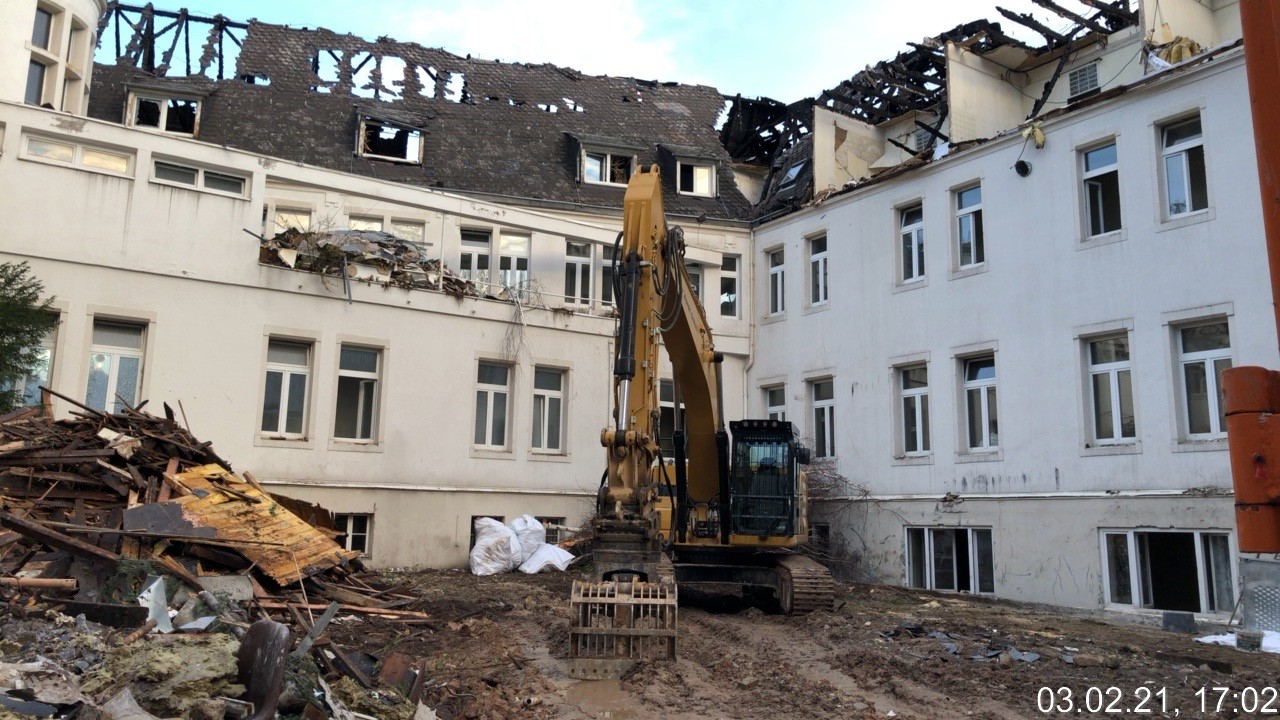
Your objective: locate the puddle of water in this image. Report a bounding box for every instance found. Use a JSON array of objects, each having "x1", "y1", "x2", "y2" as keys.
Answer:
[{"x1": 565, "y1": 679, "x2": 638, "y2": 719}]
